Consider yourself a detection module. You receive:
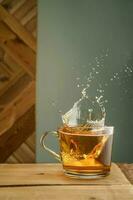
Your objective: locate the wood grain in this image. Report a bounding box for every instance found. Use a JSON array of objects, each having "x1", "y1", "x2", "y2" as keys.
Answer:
[
  {"x1": 0, "y1": 5, "x2": 36, "y2": 51},
  {"x1": 13, "y1": 0, "x2": 36, "y2": 21},
  {"x1": 12, "y1": 143, "x2": 35, "y2": 163},
  {"x1": 118, "y1": 164, "x2": 133, "y2": 184},
  {"x1": 0, "y1": 21, "x2": 16, "y2": 42},
  {"x1": 6, "y1": 133, "x2": 35, "y2": 163},
  {"x1": 0, "y1": 1, "x2": 36, "y2": 163},
  {"x1": 5, "y1": 0, "x2": 26, "y2": 14},
  {"x1": 25, "y1": 133, "x2": 35, "y2": 152},
  {"x1": 1, "y1": 39, "x2": 36, "y2": 78},
  {"x1": 21, "y1": 7, "x2": 37, "y2": 25},
  {"x1": 0, "y1": 185, "x2": 133, "y2": 200},
  {"x1": 0, "y1": 163, "x2": 130, "y2": 186},
  {"x1": 0, "y1": 78, "x2": 35, "y2": 123},
  {"x1": 0, "y1": 61, "x2": 24, "y2": 97},
  {"x1": 0, "y1": 106, "x2": 35, "y2": 162}
]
